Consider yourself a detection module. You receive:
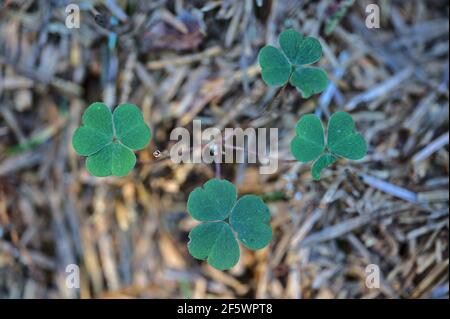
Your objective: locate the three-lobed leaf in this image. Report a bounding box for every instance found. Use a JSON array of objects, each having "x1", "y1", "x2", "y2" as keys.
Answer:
[
  {"x1": 72, "y1": 102, "x2": 151, "y2": 177},
  {"x1": 187, "y1": 179, "x2": 272, "y2": 270},
  {"x1": 258, "y1": 28, "x2": 329, "y2": 98},
  {"x1": 290, "y1": 112, "x2": 367, "y2": 180}
]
